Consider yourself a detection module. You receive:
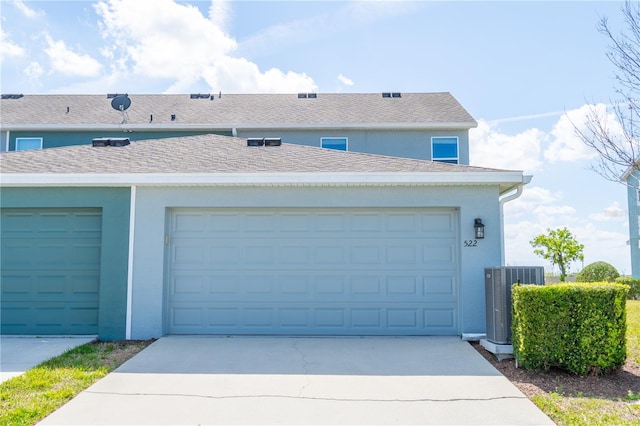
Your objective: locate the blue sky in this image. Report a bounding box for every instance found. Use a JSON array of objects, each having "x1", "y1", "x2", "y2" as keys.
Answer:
[{"x1": 0, "y1": 0, "x2": 634, "y2": 274}]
